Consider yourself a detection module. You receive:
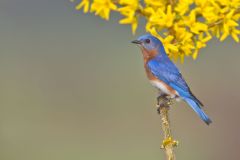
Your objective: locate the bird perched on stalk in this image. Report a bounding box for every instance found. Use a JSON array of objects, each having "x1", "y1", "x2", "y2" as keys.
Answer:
[{"x1": 132, "y1": 34, "x2": 212, "y2": 125}]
